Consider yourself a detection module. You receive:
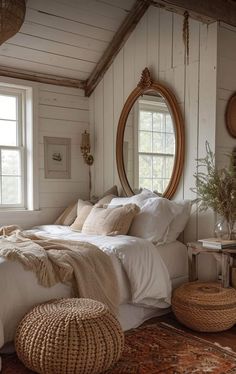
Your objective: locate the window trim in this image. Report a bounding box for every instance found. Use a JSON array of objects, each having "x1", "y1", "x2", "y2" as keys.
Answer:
[{"x1": 0, "y1": 77, "x2": 39, "y2": 211}]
